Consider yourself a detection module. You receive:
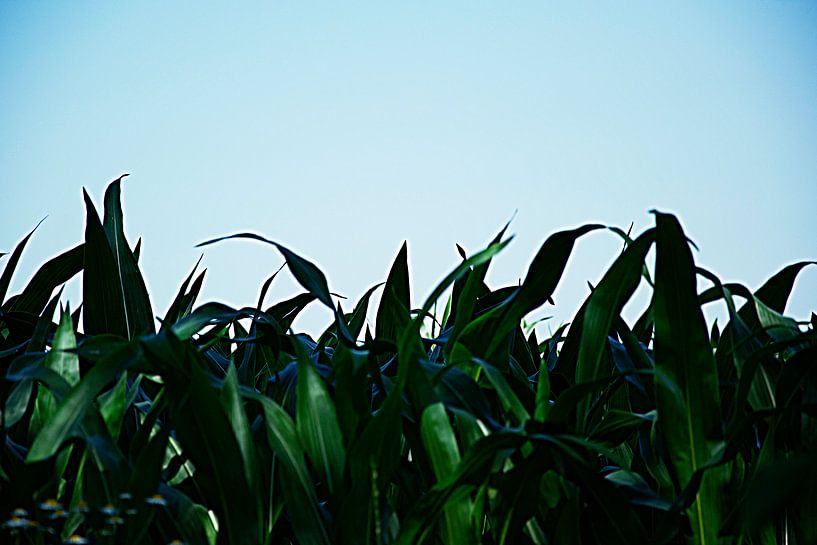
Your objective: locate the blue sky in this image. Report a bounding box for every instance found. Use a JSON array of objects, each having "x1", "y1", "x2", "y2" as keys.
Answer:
[{"x1": 1, "y1": 1, "x2": 816, "y2": 334}]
